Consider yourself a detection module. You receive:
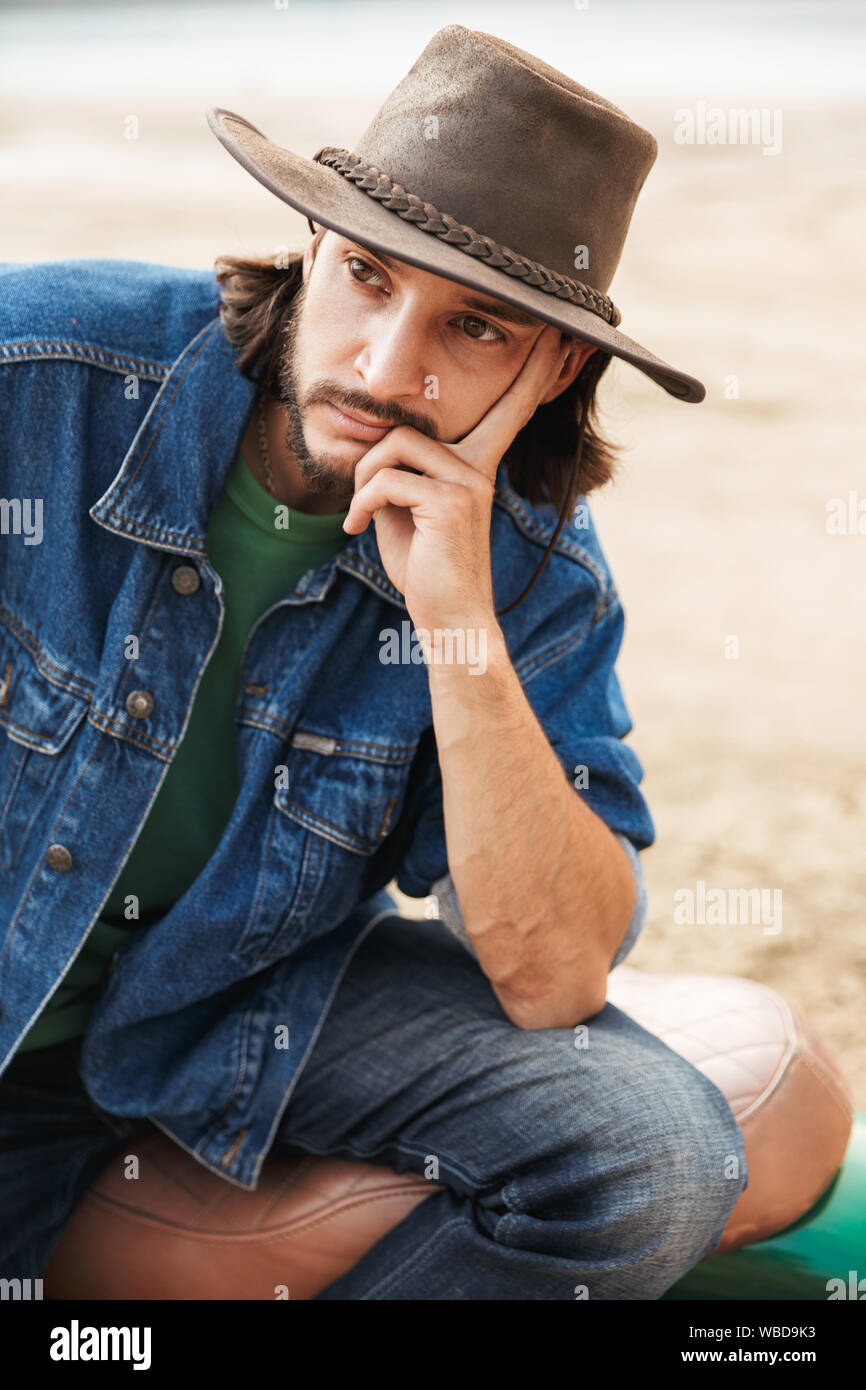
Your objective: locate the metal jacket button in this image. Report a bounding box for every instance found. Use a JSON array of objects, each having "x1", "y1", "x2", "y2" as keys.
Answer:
[
  {"x1": 46, "y1": 843, "x2": 73, "y2": 872},
  {"x1": 126, "y1": 690, "x2": 154, "y2": 719},
  {"x1": 171, "y1": 565, "x2": 201, "y2": 595}
]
